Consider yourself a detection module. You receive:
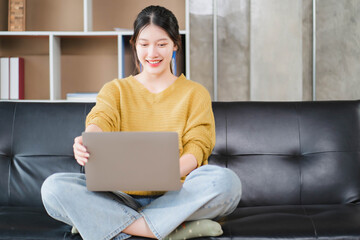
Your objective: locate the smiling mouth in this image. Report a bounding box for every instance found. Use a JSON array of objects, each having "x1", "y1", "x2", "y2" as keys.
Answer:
[{"x1": 146, "y1": 59, "x2": 162, "y2": 65}]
